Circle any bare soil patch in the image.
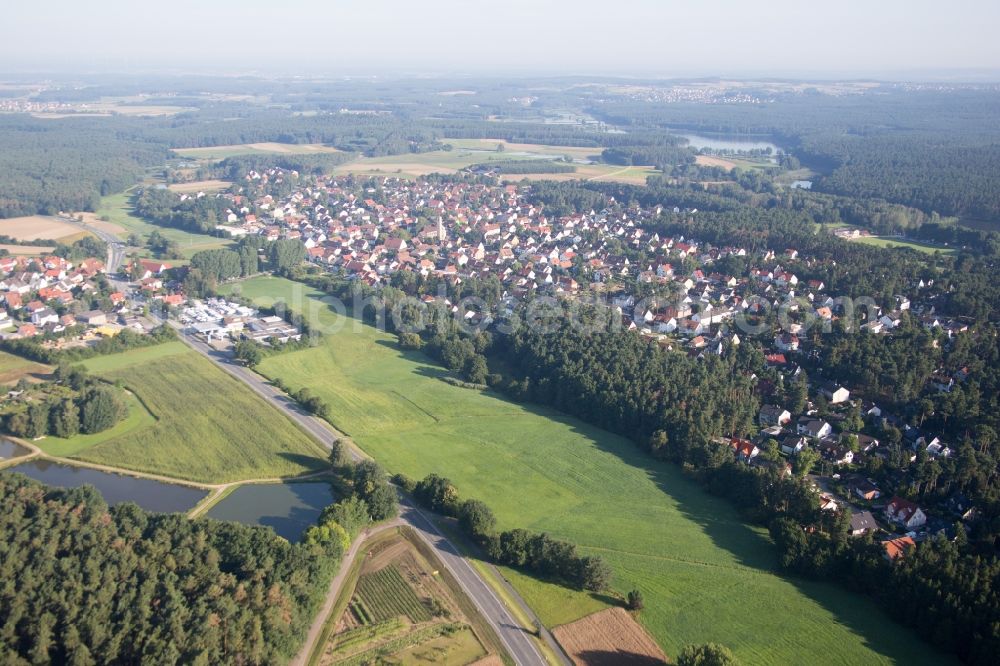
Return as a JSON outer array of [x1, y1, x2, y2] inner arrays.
[[553, 607, 668, 666]]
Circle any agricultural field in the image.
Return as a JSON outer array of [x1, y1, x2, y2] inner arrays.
[[503, 164, 659, 185], [330, 144, 660, 184], [445, 138, 603, 161], [355, 567, 433, 624], [69, 342, 327, 483], [173, 142, 342, 160], [553, 608, 667, 666], [316, 530, 495, 666], [229, 276, 955, 666], [852, 235, 957, 256], [695, 153, 778, 172], [166, 179, 232, 194], [0, 215, 88, 242], [0, 244, 56, 256]]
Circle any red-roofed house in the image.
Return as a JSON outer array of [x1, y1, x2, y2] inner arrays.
[[730, 438, 760, 462], [885, 496, 927, 530], [139, 260, 171, 277], [883, 536, 916, 562]]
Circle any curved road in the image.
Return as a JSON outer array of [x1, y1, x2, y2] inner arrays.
[[60, 213, 127, 275], [172, 329, 546, 666]]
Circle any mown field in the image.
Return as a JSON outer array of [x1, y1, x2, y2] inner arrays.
[[226, 276, 952, 665], [330, 142, 660, 184], [852, 235, 957, 256], [0, 215, 86, 241], [67, 342, 327, 483], [173, 142, 342, 160]]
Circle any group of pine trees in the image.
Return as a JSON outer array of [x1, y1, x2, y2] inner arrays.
[[0, 365, 126, 440]]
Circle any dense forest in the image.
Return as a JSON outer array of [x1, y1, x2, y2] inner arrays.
[[0, 474, 342, 664], [0, 116, 167, 217]]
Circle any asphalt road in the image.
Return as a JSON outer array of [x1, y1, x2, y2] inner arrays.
[[173, 329, 546, 665], [60, 213, 127, 276]]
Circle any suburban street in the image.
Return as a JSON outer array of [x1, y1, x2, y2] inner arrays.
[[171, 327, 547, 666]]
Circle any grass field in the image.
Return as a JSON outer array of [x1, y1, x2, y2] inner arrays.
[[384, 626, 485, 665], [69, 342, 327, 483], [330, 145, 660, 184], [36, 391, 156, 458], [173, 142, 342, 160], [225, 276, 953, 665], [853, 235, 956, 256], [85, 192, 233, 260], [0, 350, 51, 385]]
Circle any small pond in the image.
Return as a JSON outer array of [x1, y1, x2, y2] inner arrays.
[[0, 439, 30, 460], [206, 481, 335, 543], [4, 459, 207, 513]]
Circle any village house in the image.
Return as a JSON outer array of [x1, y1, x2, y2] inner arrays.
[[797, 418, 832, 439], [885, 496, 927, 530], [818, 380, 851, 404], [759, 404, 792, 426], [851, 478, 882, 501], [849, 511, 879, 536], [882, 536, 916, 562]]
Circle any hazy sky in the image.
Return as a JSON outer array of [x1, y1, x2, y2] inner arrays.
[[4, 0, 1000, 77]]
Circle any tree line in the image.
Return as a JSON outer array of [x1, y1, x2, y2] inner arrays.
[[0, 326, 177, 366], [395, 472, 612, 592]]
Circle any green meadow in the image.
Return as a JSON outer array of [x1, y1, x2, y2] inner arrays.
[[853, 235, 956, 256], [64, 342, 326, 483], [225, 276, 952, 665], [93, 191, 232, 261]]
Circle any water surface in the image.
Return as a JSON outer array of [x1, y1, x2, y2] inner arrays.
[[4, 459, 207, 513], [675, 131, 781, 154], [206, 481, 335, 542], [0, 439, 30, 460]]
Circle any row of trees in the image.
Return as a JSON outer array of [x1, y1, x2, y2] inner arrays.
[[0, 325, 177, 365], [398, 472, 611, 592]]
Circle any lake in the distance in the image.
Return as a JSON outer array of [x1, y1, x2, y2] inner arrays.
[[206, 481, 335, 543], [674, 131, 781, 154], [4, 459, 207, 513]]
